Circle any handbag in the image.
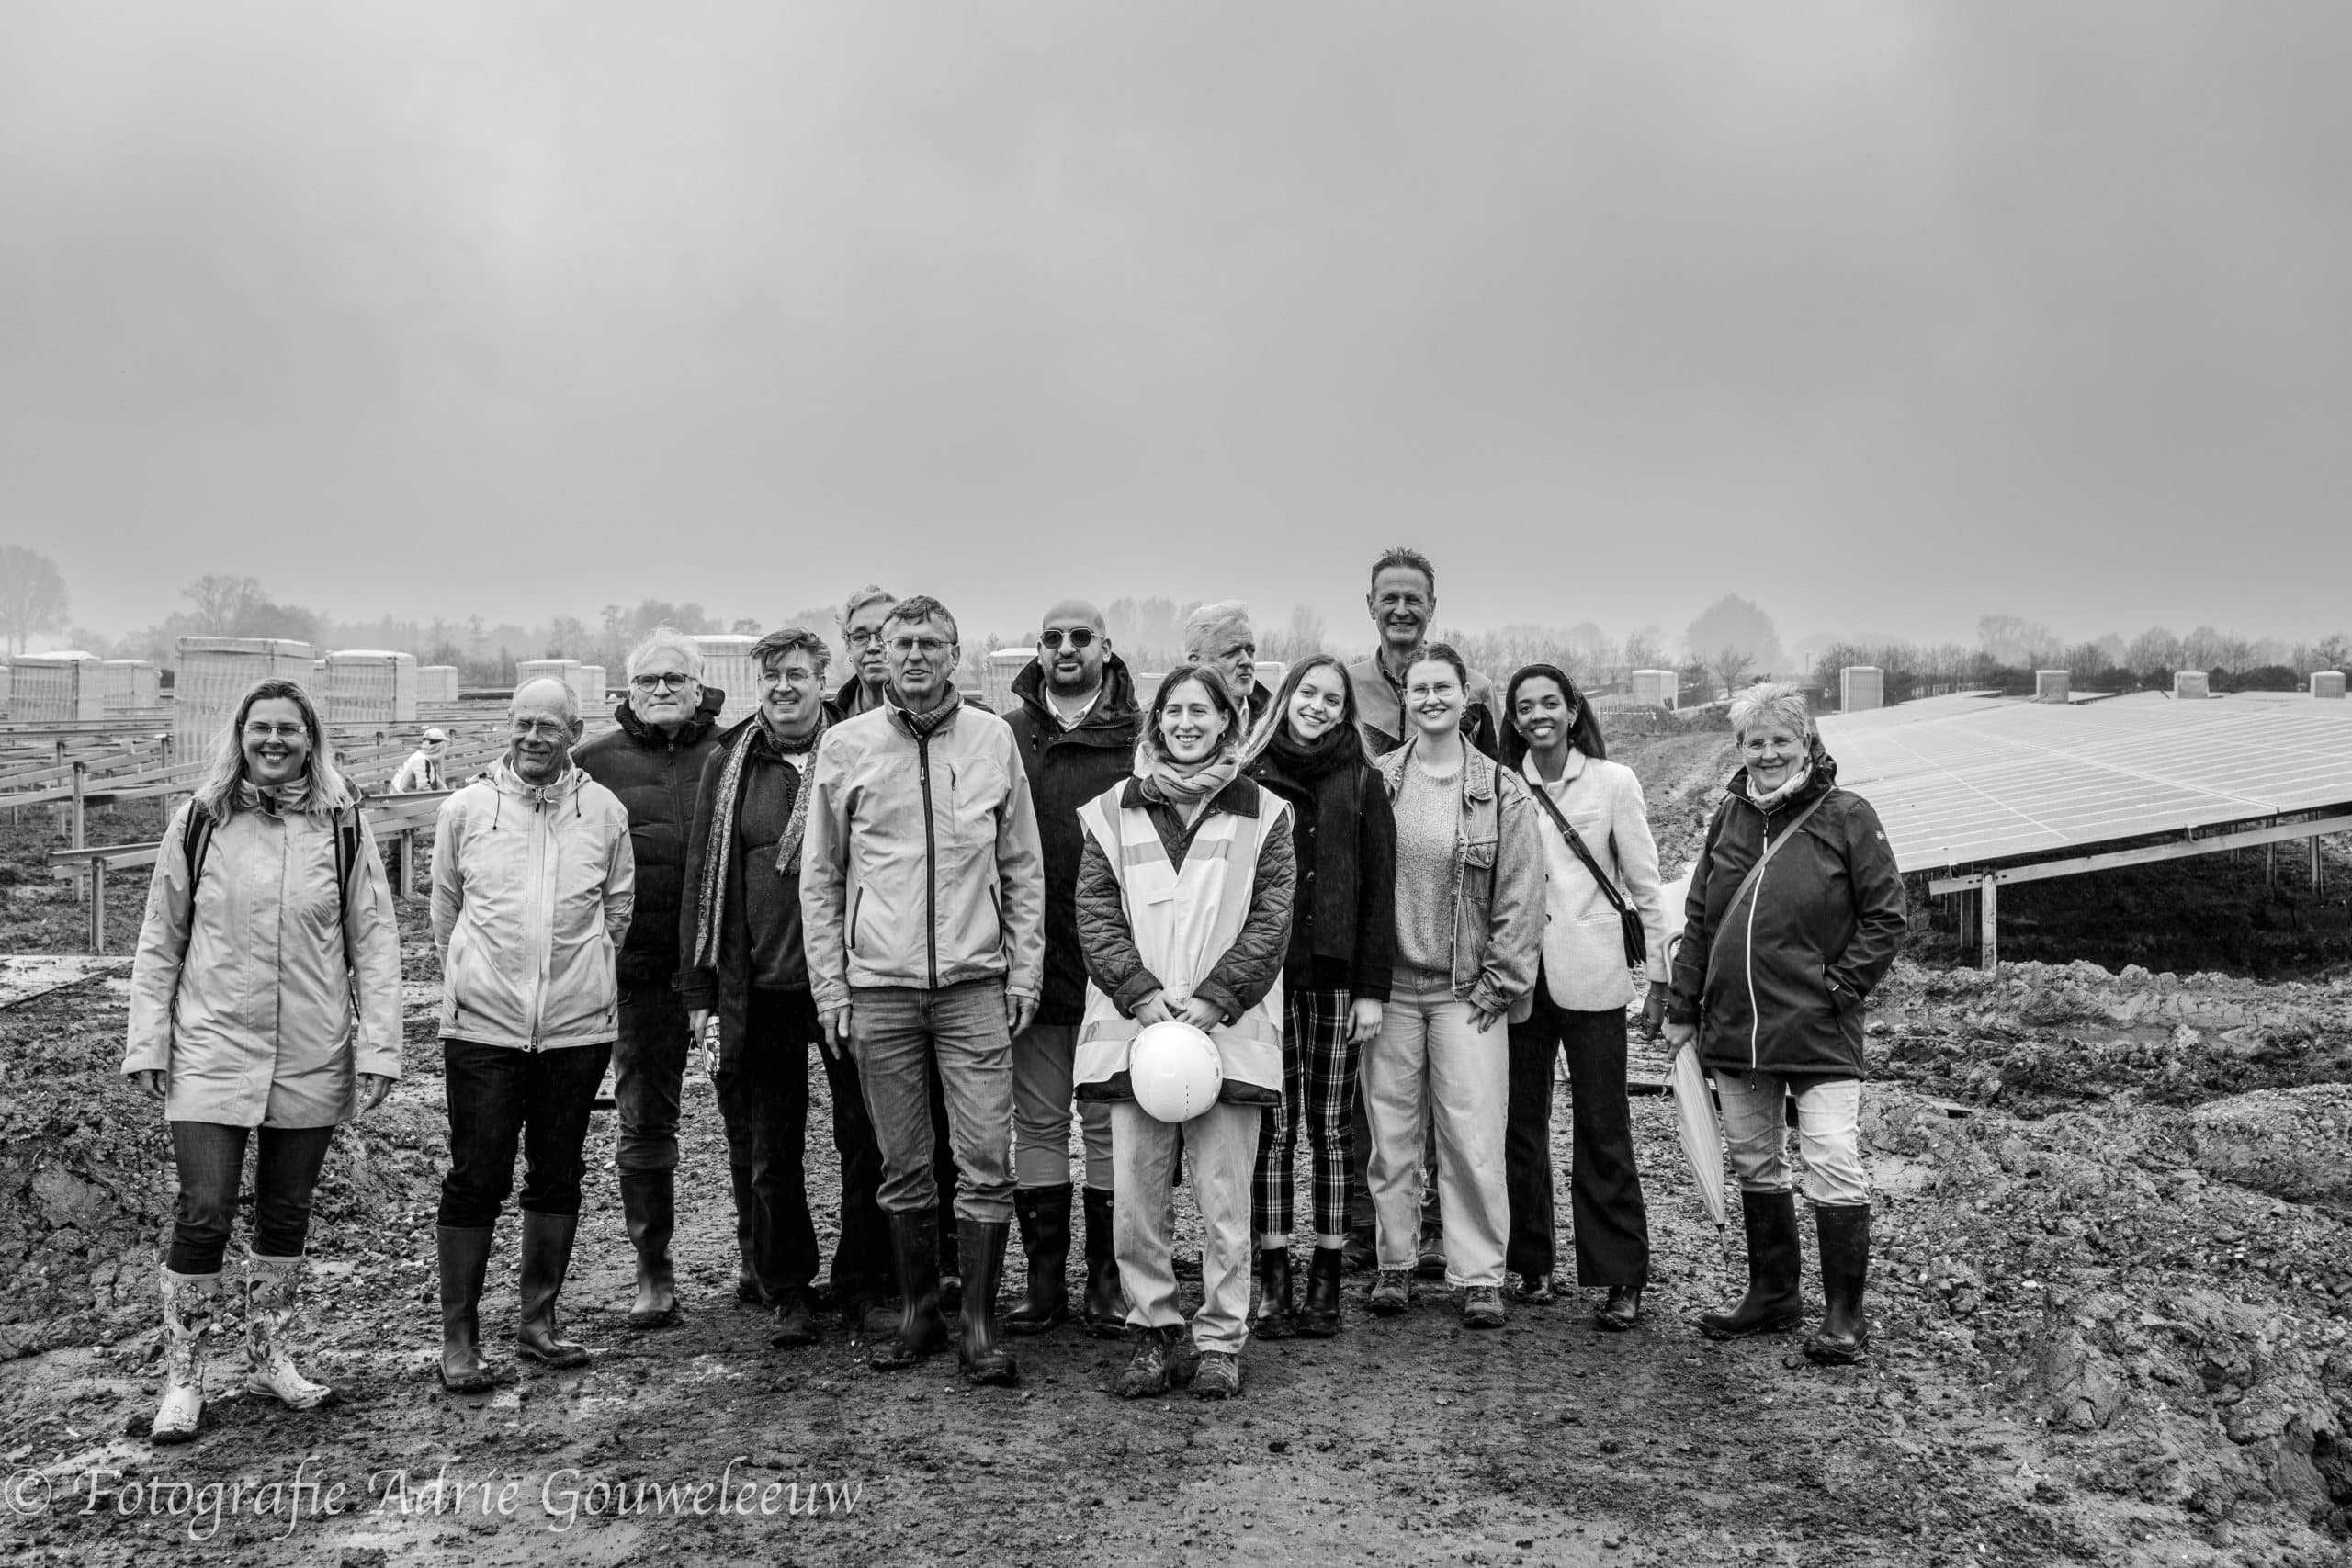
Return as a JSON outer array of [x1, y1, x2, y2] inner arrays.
[[1526, 776, 1647, 969]]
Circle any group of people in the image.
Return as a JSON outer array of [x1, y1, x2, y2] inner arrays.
[[122, 546, 1908, 1437]]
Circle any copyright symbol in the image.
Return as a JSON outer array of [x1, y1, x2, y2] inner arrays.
[[3, 1469, 51, 1516]]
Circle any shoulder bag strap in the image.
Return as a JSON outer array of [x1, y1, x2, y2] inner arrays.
[[1526, 773, 1633, 918], [1720, 791, 1832, 922]]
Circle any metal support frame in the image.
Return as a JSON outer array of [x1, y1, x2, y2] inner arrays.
[[1928, 811, 2352, 896]]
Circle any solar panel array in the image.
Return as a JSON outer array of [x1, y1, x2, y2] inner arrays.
[[1817, 692, 2352, 874]]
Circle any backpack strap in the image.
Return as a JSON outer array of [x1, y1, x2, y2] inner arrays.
[[181, 806, 217, 906]]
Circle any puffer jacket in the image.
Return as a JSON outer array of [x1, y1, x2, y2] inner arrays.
[[799, 693, 1046, 1010], [1375, 739, 1546, 1022], [125, 799, 402, 1126], [573, 687, 725, 985], [432, 761, 636, 1050], [1001, 654, 1144, 1024], [1668, 744, 1908, 1078]]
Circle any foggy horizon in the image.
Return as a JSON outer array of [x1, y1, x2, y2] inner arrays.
[[6, 1, 2346, 653]]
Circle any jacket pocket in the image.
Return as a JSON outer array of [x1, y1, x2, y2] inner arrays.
[[849, 886, 866, 956]]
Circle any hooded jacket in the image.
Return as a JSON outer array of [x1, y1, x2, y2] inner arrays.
[[125, 798, 402, 1126], [432, 761, 636, 1050], [573, 685, 725, 987], [1374, 739, 1545, 1022], [799, 693, 1046, 1010], [1346, 653, 1505, 760], [1001, 654, 1145, 1024], [1667, 743, 1907, 1078]]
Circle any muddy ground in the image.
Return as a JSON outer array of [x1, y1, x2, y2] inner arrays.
[[3, 727, 2349, 1565]]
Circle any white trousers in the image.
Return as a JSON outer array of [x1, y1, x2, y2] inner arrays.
[[1111, 1099, 1262, 1355], [1363, 979, 1509, 1287]]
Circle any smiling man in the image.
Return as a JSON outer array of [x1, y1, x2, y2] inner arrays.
[[801, 593, 1047, 1385], [431, 677, 635, 1389], [574, 626, 728, 1330], [1344, 547, 1505, 760]]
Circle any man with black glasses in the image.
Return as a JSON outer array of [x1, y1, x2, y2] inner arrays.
[[998, 601, 1139, 1336], [574, 626, 727, 1329], [830, 584, 898, 720]]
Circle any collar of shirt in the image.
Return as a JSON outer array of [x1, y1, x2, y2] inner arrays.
[[1046, 684, 1100, 730]]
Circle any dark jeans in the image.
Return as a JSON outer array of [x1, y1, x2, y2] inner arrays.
[[437, 1039, 614, 1228], [615, 984, 692, 1179], [1505, 976, 1650, 1287], [714, 987, 890, 1300], [166, 1122, 336, 1274]]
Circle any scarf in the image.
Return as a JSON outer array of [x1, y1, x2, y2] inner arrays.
[[1263, 718, 1359, 782], [1745, 761, 1814, 814], [1250, 726, 1369, 968], [1135, 740, 1242, 817], [688, 711, 826, 973]]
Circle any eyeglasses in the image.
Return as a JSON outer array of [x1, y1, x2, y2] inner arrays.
[[1039, 628, 1098, 650], [888, 637, 950, 658], [845, 627, 888, 647], [243, 723, 306, 741], [631, 673, 695, 691]]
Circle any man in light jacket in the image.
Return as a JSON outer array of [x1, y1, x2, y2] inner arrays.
[[430, 676, 635, 1392], [801, 593, 1047, 1385]]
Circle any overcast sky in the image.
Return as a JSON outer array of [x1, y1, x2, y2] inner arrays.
[[4, 0, 2344, 651]]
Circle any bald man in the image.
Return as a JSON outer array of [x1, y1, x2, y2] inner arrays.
[[431, 676, 636, 1389], [998, 599, 1143, 1336]]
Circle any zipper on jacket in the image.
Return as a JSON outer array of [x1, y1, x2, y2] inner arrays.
[[917, 730, 939, 989], [1746, 806, 1775, 1072], [528, 795, 552, 1051]]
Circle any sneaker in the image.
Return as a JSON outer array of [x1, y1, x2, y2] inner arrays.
[[1512, 1273, 1557, 1305], [1192, 1350, 1243, 1400], [1369, 1269, 1412, 1317], [1463, 1285, 1506, 1329]]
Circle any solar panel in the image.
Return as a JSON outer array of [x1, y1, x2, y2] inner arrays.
[[1818, 693, 2352, 874]]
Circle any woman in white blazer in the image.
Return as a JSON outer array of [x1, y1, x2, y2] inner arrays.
[[1498, 664, 1672, 1329]]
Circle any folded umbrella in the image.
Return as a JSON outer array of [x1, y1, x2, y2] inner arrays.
[[1668, 1040, 1729, 1234]]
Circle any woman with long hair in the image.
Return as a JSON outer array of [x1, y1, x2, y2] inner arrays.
[[125, 678, 401, 1442], [1238, 654, 1395, 1338], [1498, 664, 1671, 1328], [1074, 666, 1295, 1400], [1363, 645, 1544, 1329]]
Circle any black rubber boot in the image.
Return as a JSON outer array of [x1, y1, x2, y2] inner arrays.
[[1295, 1246, 1344, 1338], [514, 1212, 591, 1368], [436, 1225, 498, 1393], [1696, 1190, 1804, 1339], [956, 1219, 1019, 1386], [1006, 1185, 1071, 1336], [619, 1172, 680, 1330], [1253, 1247, 1295, 1339], [1804, 1204, 1871, 1365], [870, 1211, 950, 1371], [1080, 1187, 1126, 1338]]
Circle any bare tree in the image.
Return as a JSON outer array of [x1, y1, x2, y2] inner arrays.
[[0, 545, 69, 654], [182, 574, 264, 635], [1686, 596, 1784, 677], [1707, 645, 1756, 701]]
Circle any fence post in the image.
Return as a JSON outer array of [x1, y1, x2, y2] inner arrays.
[[71, 761, 86, 850], [1978, 874, 1999, 971], [400, 829, 417, 898], [89, 858, 107, 953]]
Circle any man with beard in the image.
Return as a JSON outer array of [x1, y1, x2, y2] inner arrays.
[[998, 600, 1138, 1337], [680, 628, 890, 1346], [1182, 601, 1276, 728], [573, 626, 727, 1328]]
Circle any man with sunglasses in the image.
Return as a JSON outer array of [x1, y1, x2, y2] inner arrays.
[[997, 601, 1139, 1337], [574, 626, 728, 1330], [802, 593, 1046, 1384]]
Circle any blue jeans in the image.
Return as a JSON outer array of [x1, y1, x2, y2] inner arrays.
[[848, 980, 1015, 1224], [614, 985, 692, 1179], [437, 1040, 614, 1227], [166, 1122, 335, 1274]]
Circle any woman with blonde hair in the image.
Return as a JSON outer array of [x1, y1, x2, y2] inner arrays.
[[125, 678, 401, 1441]]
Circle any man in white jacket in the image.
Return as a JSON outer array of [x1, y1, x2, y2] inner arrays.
[[429, 677, 635, 1392]]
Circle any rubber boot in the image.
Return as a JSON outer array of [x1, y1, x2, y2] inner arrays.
[[956, 1219, 1020, 1386], [870, 1210, 951, 1371], [1253, 1246, 1295, 1339], [1696, 1190, 1804, 1338], [514, 1211, 591, 1368], [1295, 1246, 1344, 1338], [242, 1250, 331, 1408], [1005, 1185, 1071, 1337], [436, 1226, 497, 1393], [620, 1171, 680, 1329], [1080, 1187, 1127, 1339], [1804, 1203, 1872, 1365], [153, 1268, 218, 1443]]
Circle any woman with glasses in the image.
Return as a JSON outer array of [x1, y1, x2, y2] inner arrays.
[[125, 678, 401, 1442]]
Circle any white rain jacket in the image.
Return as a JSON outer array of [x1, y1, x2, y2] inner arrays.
[[432, 761, 635, 1050], [125, 799, 402, 1126]]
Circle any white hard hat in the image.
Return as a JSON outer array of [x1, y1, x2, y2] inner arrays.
[[1130, 1020, 1222, 1123]]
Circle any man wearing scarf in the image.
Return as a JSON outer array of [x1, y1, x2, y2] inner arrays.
[[679, 627, 891, 1347], [801, 593, 1047, 1385]]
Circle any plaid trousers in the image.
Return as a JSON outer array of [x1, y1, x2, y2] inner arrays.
[[1250, 987, 1357, 1241]]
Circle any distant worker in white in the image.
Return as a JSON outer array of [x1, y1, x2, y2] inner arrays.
[[125, 678, 401, 1443], [1075, 665, 1296, 1401], [389, 726, 449, 793], [1665, 682, 1906, 1365], [429, 677, 636, 1391]]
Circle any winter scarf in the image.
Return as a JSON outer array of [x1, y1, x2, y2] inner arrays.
[[1745, 760, 1815, 813], [1134, 741, 1242, 819], [687, 712, 826, 973]]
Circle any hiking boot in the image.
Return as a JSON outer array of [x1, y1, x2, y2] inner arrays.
[[1369, 1269, 1413, 1317], [768, 1287, 820, 1348], [1295, 1247, 1344, 1338], [1115, 1325, 1183, 1399], [1697, 1190, 1805, 1339], [1596, 1284, 1644, 1333], [1462, 1285, 1506, 1330], [1192, 1350, 1243, 1400], [1252, 1247, 1295, 1340], [1513, 1272, 1557, 1305]]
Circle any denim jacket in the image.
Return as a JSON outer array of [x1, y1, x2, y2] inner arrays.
[[1375, 739, 1546, 1023]]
